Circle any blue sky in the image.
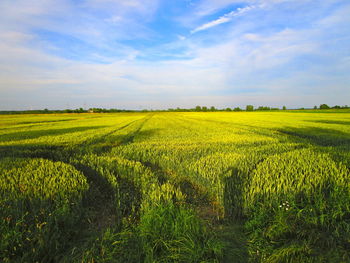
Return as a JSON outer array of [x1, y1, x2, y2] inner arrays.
[[0, 0, 349, 110]]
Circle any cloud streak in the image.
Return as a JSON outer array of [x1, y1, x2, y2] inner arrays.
[[191, 5, 257, 33]]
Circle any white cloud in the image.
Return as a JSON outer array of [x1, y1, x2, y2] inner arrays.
[[0, 0, 349, 109], [191, 5, 257, 33], [194, 0, 254, 17], [0, 0, 160, 50]]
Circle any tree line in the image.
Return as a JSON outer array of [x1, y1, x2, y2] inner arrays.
[[0, 104, 348, 114]]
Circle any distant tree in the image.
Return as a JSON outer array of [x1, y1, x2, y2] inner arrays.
[[92, 108, 102, 113], [225, 107, 232, 111], [257, 106, 271, 111], [282, 106, 287, 110], [202, 106, 208, 112], [195, 106, 201, 111], [246, 105, 254, 111], [332, 105, 341, 109], [319, 104, 330, 109], [313, 106, 317, 109], [233, 107, 242, 111], [210, 106, 216, 111]]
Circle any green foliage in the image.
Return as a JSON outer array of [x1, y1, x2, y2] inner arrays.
[[320, 104, 330, 109], [72, 227, 144, 263], [257, 106, 271, 111], [73, 204, 223, 263], [0, 158, 88, 262], [139, 204, 223, 263], [245, 149, 350, 261], [246, 105, 254, 111]]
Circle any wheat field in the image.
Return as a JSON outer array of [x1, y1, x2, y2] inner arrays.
[[1, 111, 350, 262]]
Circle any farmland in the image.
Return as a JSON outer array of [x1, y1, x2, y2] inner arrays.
[[1, 111, 350, 262]]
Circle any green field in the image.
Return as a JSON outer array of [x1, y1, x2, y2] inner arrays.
[[1, 111, 350, 262]]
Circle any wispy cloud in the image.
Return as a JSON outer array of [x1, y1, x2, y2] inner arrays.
[[193, 0, 255, 17], [191, 5, 257, 33]]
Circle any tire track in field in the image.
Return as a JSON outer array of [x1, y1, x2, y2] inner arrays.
[[182, 115, 281, 138], [118, 113, 154, 145], [52, 114, 153, 156], [122, 153, 249, 262], [81, 114, 153, 148], [83, 118, 141, 146]]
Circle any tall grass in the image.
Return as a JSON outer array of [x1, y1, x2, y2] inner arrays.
[[245, 149, 350, 262], [0, 158, 88, 262]]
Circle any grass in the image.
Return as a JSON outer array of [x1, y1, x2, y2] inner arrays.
[[0, 111, 350, 262]]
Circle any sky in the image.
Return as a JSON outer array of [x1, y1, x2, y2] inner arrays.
[[0, 0, 349, 110]]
